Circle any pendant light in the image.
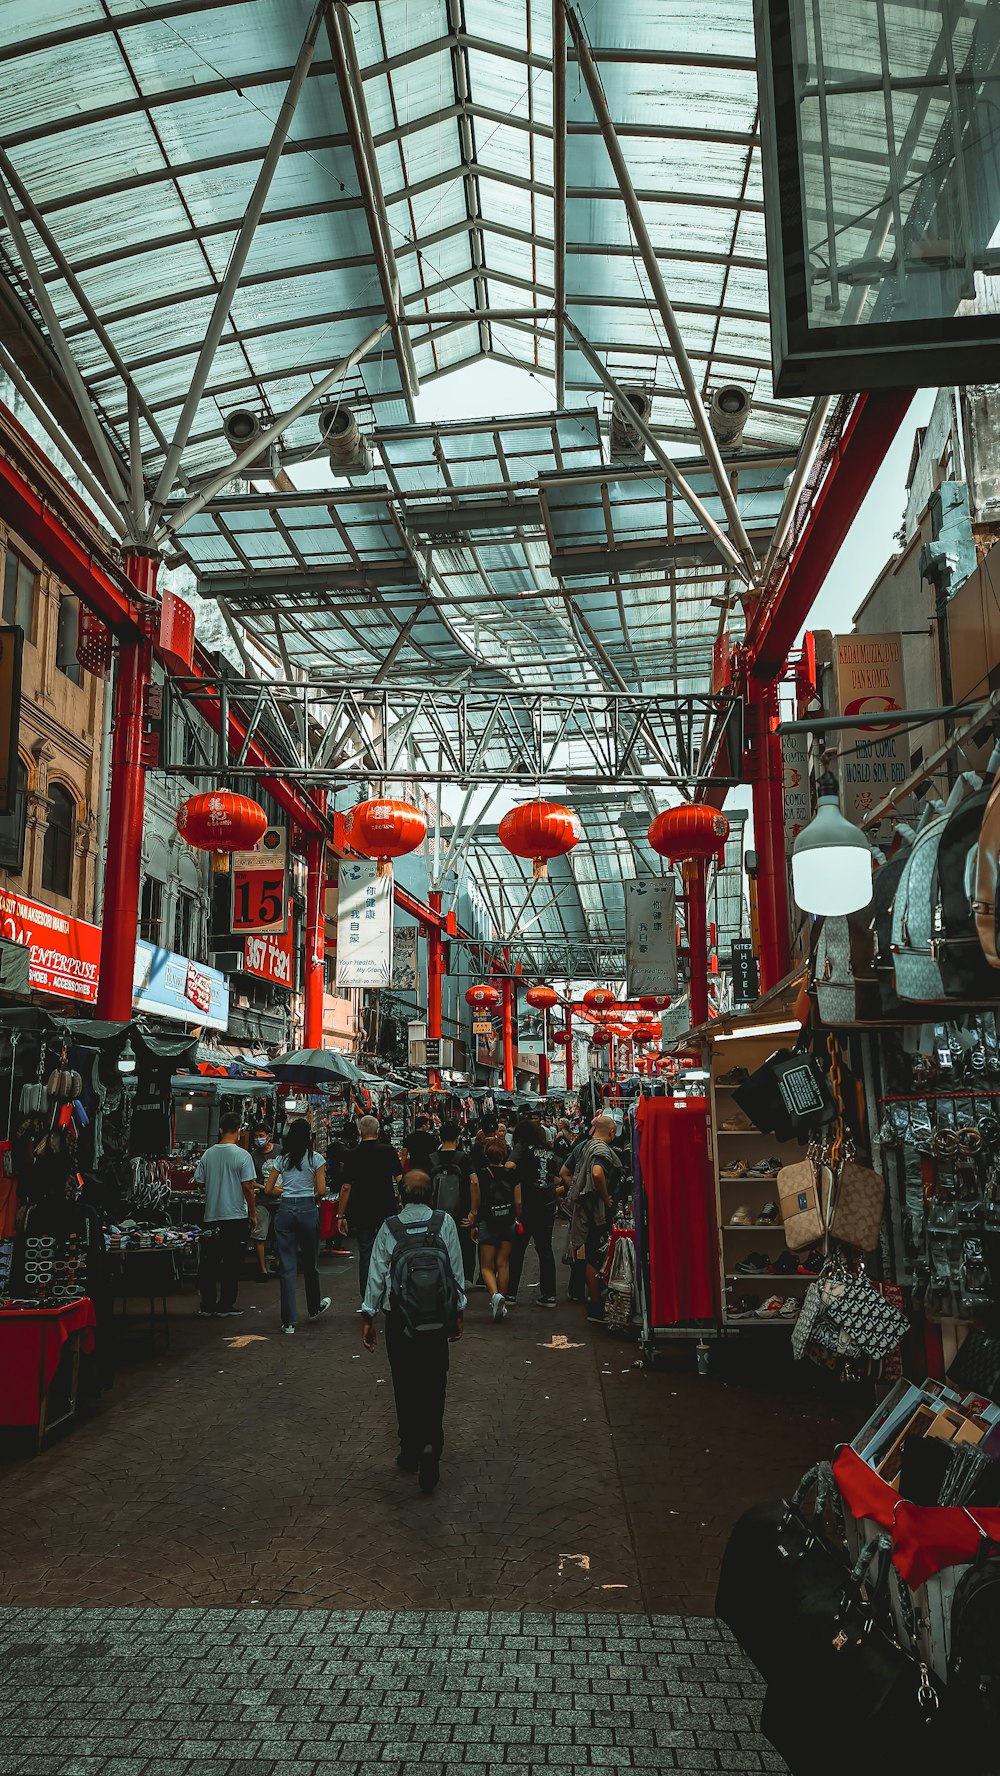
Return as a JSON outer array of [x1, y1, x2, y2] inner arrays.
[[791, 768, 873, 915]]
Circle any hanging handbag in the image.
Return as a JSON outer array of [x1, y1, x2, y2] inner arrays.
[[715, 1461, 849, 1684], [973, 758, 1000, 971], [603, 1233, 636, 1334], [828, 1151, 885, 1253], [733, 1042, 835, 1139], [778, 1146, 831, 1251], [810, 1261, 908, 1363]]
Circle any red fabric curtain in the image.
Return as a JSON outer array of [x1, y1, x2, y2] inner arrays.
[[637, 1095, 718, 1324]]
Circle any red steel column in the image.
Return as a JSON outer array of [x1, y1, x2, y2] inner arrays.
[[427, 889, 444, 1090], [95, 552, 155, 1022], [684, 859, 709, 1029], [564, 1003, 574, 1092], [539, 1015, 549, 1098], [748, 677, 791, 993], [500, 975, 515, 1091], [303, 832, 326, 1049]]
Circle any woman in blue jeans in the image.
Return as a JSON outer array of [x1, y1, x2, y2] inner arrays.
[[263, 1118, 331, 1334]]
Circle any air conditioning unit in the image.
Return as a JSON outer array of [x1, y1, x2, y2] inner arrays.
[[212, 948, 244, 975], [318, 404, 372, 477], [609, 385, 651, 462], [709, 384, 751, 448]]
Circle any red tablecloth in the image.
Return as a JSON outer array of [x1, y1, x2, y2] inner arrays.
[[834, 1444, 1000, 1586], [0, 1299, 97, 1427]]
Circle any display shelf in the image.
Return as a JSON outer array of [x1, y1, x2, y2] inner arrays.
[[725, 1270, 812, 1283]]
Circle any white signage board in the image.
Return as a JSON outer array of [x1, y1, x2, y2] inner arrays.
[[781, 731, 811, 852], [625, 877, 677, 997], [335, 859, 393, 988], [834, 633, 909, 827]]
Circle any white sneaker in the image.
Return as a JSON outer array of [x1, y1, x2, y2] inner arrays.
[[490, 1292, 506, 1321], [282, 1325, 296, 1335], [310, 1297, 332, 1319], [755, 1294, 784, 1318], [780, 1296, 800, 1319]]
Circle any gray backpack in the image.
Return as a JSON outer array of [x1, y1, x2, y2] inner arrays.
[[891, 775, 980, 1002]]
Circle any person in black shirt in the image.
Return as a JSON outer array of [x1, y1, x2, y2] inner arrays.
[[335, 1115, 402, 1304], [430, 1119, 479, 1287], [402, 1115, 437, 1174], [506, 1117, 559, 1308]]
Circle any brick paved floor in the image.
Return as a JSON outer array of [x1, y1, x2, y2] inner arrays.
[[0, 1244, 860, 1773]]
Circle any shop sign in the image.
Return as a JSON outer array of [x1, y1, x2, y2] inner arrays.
[[660, 1000, 690, 1048], [833, 633, 909, 826], [133, 940, 229, 1031], [730, 937, 760, 1006], [624, 878, 677, 997], [0, 625, 23, 816], [781, 730, 811, 850], [231, 826, 287, 934], [242, 924, 294, 989], [391, 925, 418, 991], [0, 888, 100, 1002], [335, 859, 393, 988], [472, 1019, 494, 1036]]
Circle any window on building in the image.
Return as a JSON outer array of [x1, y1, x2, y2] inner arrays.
[[56, 595, 81, 685], [324, 954, 337, 994], [1, 548, 36, 640], [139, 875, 164, 944], [41, 782, 75, 898], [0, 758, 28, 874], [173, 890, 196, 957]]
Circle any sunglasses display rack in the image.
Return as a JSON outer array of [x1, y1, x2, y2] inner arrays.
[[7, 1233, 88, 1309]]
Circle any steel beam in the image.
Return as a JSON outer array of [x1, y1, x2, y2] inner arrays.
[[146, 0, 329, 526], [553, 0, 568, 408]]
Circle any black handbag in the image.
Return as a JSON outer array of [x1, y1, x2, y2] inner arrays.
[[715, 1462, 848, 1683], [733, 1043, 835, 1139], [760, 1536, 942, 1776]]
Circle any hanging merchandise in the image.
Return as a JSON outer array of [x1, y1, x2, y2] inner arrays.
[[176, 791, 268, 852], [828, 1149, 886, 1253], [813, 909, 880, 1025], [345, 798, 427, 876], [891, 773, 986, 1003], [498, 799, 581, 879], [973, 755, 1000, 968], [733, 1043, 835, 1139]]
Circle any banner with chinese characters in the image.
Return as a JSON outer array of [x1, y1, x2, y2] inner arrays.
[[231, 826, 287, 934], [335, 859, 393, 988], [624, 878, 677, 997], [391, 925, 418, 991], [833, 633, 908, 827], [781, 731, 811, 851]]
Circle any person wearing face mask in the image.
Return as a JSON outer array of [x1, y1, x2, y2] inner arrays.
[[251, 1122, 277, 1280]]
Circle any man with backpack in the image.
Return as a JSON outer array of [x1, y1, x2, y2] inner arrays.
[[430, 1119, 479, 1287], [360, 1169, 466, 1494]]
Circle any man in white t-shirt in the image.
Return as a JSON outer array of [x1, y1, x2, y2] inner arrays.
[[195, 1111, 257, 1318]]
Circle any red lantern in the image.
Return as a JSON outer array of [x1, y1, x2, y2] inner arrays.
[[582, 987, 616, 1012], [498, 799, 581, 879], [465, 982, 502, 1013], [647, 804, 730, 863], [176, 791, 268, 852], [346, 798, 426, 874], [634, 1021, 663, 1044], [637, 993, 672, 1012], [525, 983, 558, 1011], [588, 1027, 610, 1047]]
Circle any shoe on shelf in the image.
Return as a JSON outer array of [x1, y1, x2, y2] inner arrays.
[[717, 1067, 749, 1087], [798, 1249, 823, 1275], [771, 1251, 800, 1276], [310, 1297, 332, 1319], [735, 1252, 772, 1275], [729, 1294, 759, 1319], [490, 1292, 507, 1321], [282, 1325, 296, 1335], [722, 1159, 749, 1177], [780, 1297, 800, 1319], [198, 1308, 217, 1319], [216, 1308, 244, 1318], [537, 1297, 557, 1308], [728, 1203, 754, 1226], [418, 1448, 440, 1494], [720, 1117, 754, 1133], [755, 1294, 785, 1318], [767, 1156, 785, 1174], [755, 1201, 780, 1224]]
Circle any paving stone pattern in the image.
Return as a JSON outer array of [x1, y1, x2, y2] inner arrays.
[[0, 1607, 792, 1775]]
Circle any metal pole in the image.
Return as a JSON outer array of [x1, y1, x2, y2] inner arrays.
[[303, 830, 326, 1049], [749, 679, 791, 992], [427, 888, 444, 1091], [777, 700, 984, 736], [563, 3, 758, 574], [501, 975, 516, 1092], [156, 320, 391, 540], [562, 317, 751, 583], [758, 396, 835, 586], [684, 859, 709, 1029], [95, 553, 155, 1021], [564, 1002, 574, 1093], [0, 342, 129, 536], [146, 0, 329, 524], [552, 0, 567, 407]]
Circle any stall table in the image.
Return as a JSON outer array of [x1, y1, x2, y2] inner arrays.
[[0, 1298, 96, 1450]]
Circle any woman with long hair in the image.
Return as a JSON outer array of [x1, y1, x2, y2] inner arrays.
[[506, 1117, 559, 1308], [471, 1135, 520, 1322], [263, 1117, 330, 1334]]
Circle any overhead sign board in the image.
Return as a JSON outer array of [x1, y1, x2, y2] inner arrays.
[[133, 940, 229, 1031], [231, 826, 287, 934], [730, 937, 760, 1006], [781, 731, 811, 851], [242, 923, 294, 990], [625, 878, 678, 996], [833, 633, 908, 828], [335, 859, 393, 988], [0, 888, 101, 1002]]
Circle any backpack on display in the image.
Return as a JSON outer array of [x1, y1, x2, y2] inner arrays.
[[387, 1211, 459, 1336], [891, 776, 980, 1002], [813, 912, 879, 1026], [947, 1532, 1000, 1734], [431, 1156, 464, 1219], [937, 745, 1000, 998], [974, 757, 1000, 972]]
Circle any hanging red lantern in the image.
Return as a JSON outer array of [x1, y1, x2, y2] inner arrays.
[[551, 1028, 573, 1047], [465, 982, 502, 1013], [582, 986, 617, 1012], [647, 804, 730, 863], [498, 799, 581, 879], [637, 993, 672, 1012], [346, 798, 427, 873], [525, 983, 558, 1011], [588, 1027, 610, 1046], [176, 791, 268, 852], [634, 1022, 663, 1044]]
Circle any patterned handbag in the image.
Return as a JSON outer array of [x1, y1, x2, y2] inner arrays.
[[828, 1153, 886, 1253], [778, 1148, 831, 1251], [813, 1262, 908, 1362]]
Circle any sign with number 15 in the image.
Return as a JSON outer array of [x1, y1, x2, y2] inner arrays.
[[231, 826, 288, 934]]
